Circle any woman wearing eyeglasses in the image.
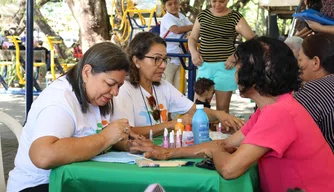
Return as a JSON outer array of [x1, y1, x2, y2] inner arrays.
[[112, 32, 244, 137]]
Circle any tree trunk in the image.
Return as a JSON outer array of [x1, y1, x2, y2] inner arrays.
[[34, 8, 70, 60], [66, 0, 111, 52], [231, 0, 251, 12], [5, 0, 70, 59], [180, 0, 206, 22], [10, 0, 27, 35]]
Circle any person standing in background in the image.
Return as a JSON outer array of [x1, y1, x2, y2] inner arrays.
[[160, 0, 193, 90], [188, 0, 255, 113]]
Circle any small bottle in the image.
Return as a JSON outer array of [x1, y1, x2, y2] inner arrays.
[[176, 129, 182, 148], [169, 130, 175, 148], [182, 125, 194, 147], [178, 129, 182, 144], [163, 128, 169, 148], [149, 129, 153, 142], [216, 122, 222, 132], [174, 118, 184, 133]]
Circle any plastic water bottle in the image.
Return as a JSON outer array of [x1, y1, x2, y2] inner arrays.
[[192, 104, 210, 144]]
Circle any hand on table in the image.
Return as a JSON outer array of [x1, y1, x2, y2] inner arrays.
[[130, 139, 170, 160], [194, 141, 236, 158]]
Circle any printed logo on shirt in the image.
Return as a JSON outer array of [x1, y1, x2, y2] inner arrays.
[[97, 119, 112, 154], [96, 119, 109, 133], [140, 104, 168, 124]]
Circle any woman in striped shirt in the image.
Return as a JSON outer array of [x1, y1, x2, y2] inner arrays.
[[294, 33, 334, 152], [188, 0, 255, 113]]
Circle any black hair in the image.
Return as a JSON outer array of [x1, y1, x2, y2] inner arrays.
[[161, 0, 168, 4], [66, 42, 130, 116], [306, 0, 322, 11], [236, 36, 302, 96], [127, 32, 166, 87], [302, 33, 334, 74], [287, 188, 304, 192], [194, 77, 215, 95]]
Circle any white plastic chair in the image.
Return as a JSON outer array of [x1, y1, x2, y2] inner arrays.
[[0, 111, 22, 192]]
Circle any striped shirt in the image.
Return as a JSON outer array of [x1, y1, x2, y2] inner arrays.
[[294, 75, 334, 152], [321, 0, 334, 19], [198, 9, 243, 62]]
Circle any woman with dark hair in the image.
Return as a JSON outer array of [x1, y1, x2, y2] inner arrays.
[[294, 33, 334, 151], [7, 42, 133, 192], [130, 36, 334, 191], [112, 32, 244, 137]]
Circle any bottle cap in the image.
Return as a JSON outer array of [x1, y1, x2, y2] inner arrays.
[[177, 118, 182, 123], [196, 104, 204, 109], [164, 128, 168, 136], [185, 124, 191, 131]]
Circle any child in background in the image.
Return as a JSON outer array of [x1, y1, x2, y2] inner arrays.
[[160, 0, 193, 89], [194, 77, 215, 108]]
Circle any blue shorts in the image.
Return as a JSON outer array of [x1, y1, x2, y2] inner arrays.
[[197, 61, 237, 92]]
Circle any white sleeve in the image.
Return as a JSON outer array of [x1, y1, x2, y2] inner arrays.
[[186, 17, 193, 25], [161, 14, 177, 32], [112, 86, 136, 127], [32, 105, 75, 141], [165, 82, 193, 114]]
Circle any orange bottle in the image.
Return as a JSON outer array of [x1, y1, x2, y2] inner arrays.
[[174, 118, 184, 133]]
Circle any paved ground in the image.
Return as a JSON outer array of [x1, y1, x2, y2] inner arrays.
[[0, 92, 255, 183]]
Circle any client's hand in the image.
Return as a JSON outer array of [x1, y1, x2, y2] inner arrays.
[[194, 141, 225, 158], [130, 139, 171, 160], [194, 141, 236, 158]]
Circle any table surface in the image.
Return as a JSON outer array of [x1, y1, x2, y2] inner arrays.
[[50, 159, 259, 192], [50, 137, 259, 192]]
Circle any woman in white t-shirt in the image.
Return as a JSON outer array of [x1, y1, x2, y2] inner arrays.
[[112, 32, 244, 137], [7, 42, 133, 192]]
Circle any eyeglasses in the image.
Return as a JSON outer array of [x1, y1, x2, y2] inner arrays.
[[144, 56, 171, 66], [146, 95, 161, 121]]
